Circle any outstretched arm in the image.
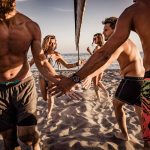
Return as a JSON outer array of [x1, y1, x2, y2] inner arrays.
[[49, 6, 133, 95], [82, 45, 124, 89], [87, 47, 93, 55], [55, 53, 83, 68], [71, 7, 133, 81], [87, 45, 124, 78], [28, 21, 57, 83]]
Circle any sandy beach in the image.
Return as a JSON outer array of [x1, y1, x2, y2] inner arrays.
[[0, 69, 143, 150]]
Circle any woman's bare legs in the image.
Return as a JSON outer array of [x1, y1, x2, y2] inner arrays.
[[98, 81, 109, 98], [47, 95, 54, 119], [47, 82, 55, 119], [98, 73, 109, 98], [39, 76, 54, 119], [92, 76, 101, 101], [39, 76, 47, 101]]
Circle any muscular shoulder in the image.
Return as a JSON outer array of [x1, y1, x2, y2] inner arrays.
[[16, 12, 41, 39], [26, 21, 41, 40], [124, 3, 137, 13], [119, 4, 136, 22]]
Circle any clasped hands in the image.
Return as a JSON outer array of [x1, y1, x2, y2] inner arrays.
[[47, 74, 93, 100]]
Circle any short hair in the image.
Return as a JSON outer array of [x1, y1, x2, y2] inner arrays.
[[102, 17, 118, 29], [42, 35, 56, 53], [0, 0, 15, 14], [94, 33, 103, 37]]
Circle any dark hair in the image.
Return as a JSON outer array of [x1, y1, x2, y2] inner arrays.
[[92, 33, 104, 46], [94, 33, 102, 37], [102, 17, 118, 29], [0, 0, 15, 14]]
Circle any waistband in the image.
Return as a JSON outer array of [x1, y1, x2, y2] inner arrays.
[[0, 76, 34, 88], [0, 80, 20, 86], [144, 71, 150, 78], [124, 76, 144, 80]]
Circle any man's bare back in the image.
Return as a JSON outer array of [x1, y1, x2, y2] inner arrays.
[[0, 12, 40, 82], [115, 1, 150, 71], [117, 39, 144, 77]]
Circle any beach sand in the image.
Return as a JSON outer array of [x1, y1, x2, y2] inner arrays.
[[0, 69, 143, 150]]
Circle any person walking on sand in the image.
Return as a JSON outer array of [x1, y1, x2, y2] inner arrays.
[[84, 17, 144, 140], [30, 35, 85, 119], [0, 0, 80, 149], [0, 0, 54, 148], [86, 33, 109, 101], [50, 0, 150, 149], [102, 17, 144, 141]]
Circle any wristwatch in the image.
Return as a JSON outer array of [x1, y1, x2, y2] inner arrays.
[[70, 73, 81, 83]]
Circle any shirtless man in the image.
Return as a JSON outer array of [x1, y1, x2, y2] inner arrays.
[[86, 33, 109, 100], [85, 17, 144, 140], [0, 0, 58, 149], [50, 0, 150, 149]]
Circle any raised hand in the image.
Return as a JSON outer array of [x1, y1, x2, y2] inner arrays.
[[78, 59, 86, 66], [65, 90, 83, 100], [82, 75, 92, 89], [48, 75, 75, 97], [87, 47, 92, 55]]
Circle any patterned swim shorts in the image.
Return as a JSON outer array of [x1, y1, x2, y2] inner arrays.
[[141, 71, 150, 141]]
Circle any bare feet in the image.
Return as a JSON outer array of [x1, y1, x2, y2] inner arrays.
[[47, 113, 52, 120], [114, 132, 129, 141]]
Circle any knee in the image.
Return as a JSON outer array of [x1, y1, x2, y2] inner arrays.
[[113, 99, 123, 110], [18, 131, 39, 146], [94, 85, 99, 91]]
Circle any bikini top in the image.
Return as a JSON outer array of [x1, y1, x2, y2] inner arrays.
[[46, 54, 61, 69]]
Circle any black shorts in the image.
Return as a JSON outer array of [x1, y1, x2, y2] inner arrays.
[[115, 76, 144, 107], [0, 76, 37, 132]]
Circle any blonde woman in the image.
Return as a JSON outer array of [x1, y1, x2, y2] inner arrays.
[[30, 35, 84, 118], [86, 33, 109, 100]]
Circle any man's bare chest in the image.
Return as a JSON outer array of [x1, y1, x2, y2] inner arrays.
[[0, 24, 32, 55]]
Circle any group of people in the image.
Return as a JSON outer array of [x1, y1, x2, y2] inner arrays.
[[30, 35, 85, 119], [84, 16, 144, 141], [0, 0, 150, 150]]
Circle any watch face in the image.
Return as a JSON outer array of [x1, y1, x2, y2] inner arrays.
[[71, 74, 81, 83]]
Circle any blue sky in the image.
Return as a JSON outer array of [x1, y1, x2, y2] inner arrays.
[[16, 0, 142, 54]]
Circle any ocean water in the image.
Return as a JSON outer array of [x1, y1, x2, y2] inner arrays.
[[61, 53, 119, 70], [29, 52, 143, 71]]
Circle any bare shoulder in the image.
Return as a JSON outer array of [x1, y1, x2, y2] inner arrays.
[[119, 38, 133, 49], [119, 4, 136, 20], [114, 4, 136, 35], [54, 51, 62, 60], [54, 51, 60, 56], [16, 12, 41, 38]]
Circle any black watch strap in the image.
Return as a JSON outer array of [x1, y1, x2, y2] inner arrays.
[[70, 73, 81, 83]]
